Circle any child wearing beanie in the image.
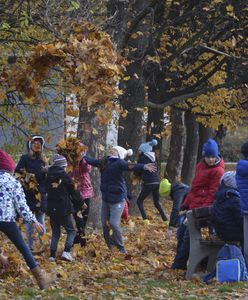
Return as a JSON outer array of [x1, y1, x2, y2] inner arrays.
[[236, 140, 248, 212], [135, 139, 167, 224], [172, 138, 224, 270], [45, 154, 82, 262], [84, 145, 156, 253], [212, 171, 243, 242]]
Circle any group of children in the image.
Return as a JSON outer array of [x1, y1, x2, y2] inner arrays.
[[1, 135, 247, 289]]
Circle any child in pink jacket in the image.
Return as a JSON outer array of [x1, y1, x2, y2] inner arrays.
[[70, 156, 93, 246]]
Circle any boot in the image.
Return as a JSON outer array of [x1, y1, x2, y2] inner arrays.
[[31, 266, 56, 290]]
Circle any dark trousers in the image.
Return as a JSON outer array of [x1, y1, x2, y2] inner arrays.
[[0, 221, 37, 269], [137, 184, 167, 221], [50, 214, 76, 255], [172, 223, 190, 269]]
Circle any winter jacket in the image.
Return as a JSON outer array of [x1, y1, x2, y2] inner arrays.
[[0, 171, 36, 223], [236, 159, 248, 212], [212, 183, 243, 241], [84, 156, 145, 204], [182, 157, 224, 210], [15, 153, 47, 212], [69, 158, 93, 200], [45, 166, 83, 220], [134, 152, 159, 185], [169, 183, 190, 227]]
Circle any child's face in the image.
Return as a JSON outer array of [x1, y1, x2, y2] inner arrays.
[[31, 140, 42, 152], [204, 156, 218, 166], [109, 148, 119, 157]]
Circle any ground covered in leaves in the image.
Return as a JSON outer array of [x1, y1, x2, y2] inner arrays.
[[0, 200, 248, 300]]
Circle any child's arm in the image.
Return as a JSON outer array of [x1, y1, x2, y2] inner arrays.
[[83, 156, 100, 168]]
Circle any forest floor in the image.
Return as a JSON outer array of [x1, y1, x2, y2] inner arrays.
[[0, 200, 248, 300]]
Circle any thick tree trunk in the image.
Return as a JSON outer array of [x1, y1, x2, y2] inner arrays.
[[165, 108, 185, 183], [77, 105, 107, 228], [181, 111, 199, 185]]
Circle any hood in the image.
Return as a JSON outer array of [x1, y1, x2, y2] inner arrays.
[[215, 182, 240, 204], [236, 159, 248, 177], [27, 135, 45, 152], [144, 152, 156, 162]]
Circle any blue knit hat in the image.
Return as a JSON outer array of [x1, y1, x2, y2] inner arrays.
[[139, 139, 158, 153], [202, 138, 219, 157]]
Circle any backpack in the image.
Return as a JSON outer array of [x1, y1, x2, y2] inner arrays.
[[203, 244, 248, 283]]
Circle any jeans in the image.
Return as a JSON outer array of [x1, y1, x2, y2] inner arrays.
[[137, 184, 167, 221], [172, 223, 190, 269], [50, 214, 76, 255], [0, 222, 37, 269], [101, 200, 125, 250], [25, 211, 45, 250]]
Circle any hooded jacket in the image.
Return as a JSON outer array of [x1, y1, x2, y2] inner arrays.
[[236, 159, 248, 212], [45, 166, 83, 219], [212, 183, 243, 240], [182, 157, 224, 210], [134, 152, 159, 185]]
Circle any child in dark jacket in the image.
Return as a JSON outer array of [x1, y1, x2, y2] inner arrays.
[[46, 155, 80, 262], [212, 171, 243, 242], [84, 145, 156, 253], [135, 139, 167, 223], [160, 178, 190, 228], [15, 135, 47, 250]]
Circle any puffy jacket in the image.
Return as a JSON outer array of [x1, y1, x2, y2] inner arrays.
[[212, 183, 243, 240], [134, 152, 159, 185], [182, 157, 224, 210], [236, 159, 248, 212], [69, 158, 93, 200], [45, 166, 82, 219], [84, 156, 145, 204], [15, 154, 47, 212]]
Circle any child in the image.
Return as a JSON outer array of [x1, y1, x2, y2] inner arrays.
[[15, 135, 47, 251], [84, 145, 156, 253], [172, 138, 224, 270], [69, 145, 93, 247], [45, 155, 79, 262], [159, 178, 189, 229], [135, 139, 167, 223], [236, 141, 248, 213], [212, 171, 243, 242], [0, 149, 55, 289]]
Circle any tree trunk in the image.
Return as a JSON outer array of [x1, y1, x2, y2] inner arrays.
[[181, 111, 199, 185], [165, 108, 185, 183], [197, 124, 214, 162], [77, 105, 107, 228]]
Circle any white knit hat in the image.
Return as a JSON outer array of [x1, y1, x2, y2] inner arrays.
[[221, 171, 237, 189], [113, 146, 133, 160]]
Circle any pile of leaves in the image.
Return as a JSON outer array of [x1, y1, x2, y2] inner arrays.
[[14, 171, 40, 201], [56, 137, 87, 169]]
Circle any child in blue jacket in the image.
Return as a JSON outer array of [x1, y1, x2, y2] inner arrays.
[[84, 145, 156, 253]]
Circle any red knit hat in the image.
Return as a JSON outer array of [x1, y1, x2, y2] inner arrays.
[[0, 149, 16, 172]]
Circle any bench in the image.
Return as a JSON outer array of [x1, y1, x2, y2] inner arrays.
[[186, 207, 246, 279]]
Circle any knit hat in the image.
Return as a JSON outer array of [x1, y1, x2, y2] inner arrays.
[[139, 139, 158, 153], [112, 146, 133, 160], [27, 135, 45, 152], [0, 149, 16, 172], [53, 154, 68, 168], [221, 171, 237, 189], [202, 138, 219, 157], [241, 141, 248, 158]]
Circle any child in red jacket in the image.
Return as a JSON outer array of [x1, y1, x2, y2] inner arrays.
[[172, 139, 224, 270]]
